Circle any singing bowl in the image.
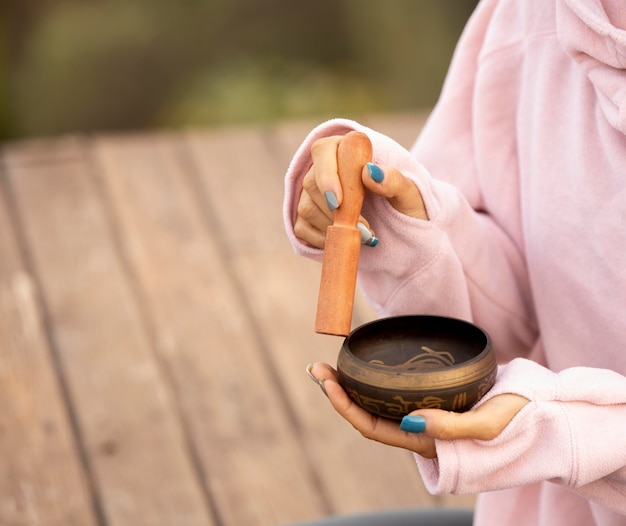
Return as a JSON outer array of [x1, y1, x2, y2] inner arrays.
[[337, 316, 497, 420]]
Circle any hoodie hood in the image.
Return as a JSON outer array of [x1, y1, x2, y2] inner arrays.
[[557, 0, 626, 134]]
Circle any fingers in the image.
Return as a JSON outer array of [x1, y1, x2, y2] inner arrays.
[[293, 134, 428, 248], [293, 217, 326, 249], [295, 164, 377, 249], [362, 162, 428, 220], [307, 363, 437, 458], [406, 394, 530, 442], [310, 136, 344, 208], [308, 362, 340, 385], [302, 165, 334, 224], [309, 136, 427, 221], [294, 172, 332, 248]]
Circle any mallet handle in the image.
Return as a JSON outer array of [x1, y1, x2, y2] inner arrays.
[[315, 131, 372, 336]]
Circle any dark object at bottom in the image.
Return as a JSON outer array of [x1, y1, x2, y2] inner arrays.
[[282, 507, 474, 526]]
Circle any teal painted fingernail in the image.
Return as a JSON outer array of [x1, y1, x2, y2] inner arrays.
[[367, 162, 384, 183], [324, 191, 339, 211], [356, 222, 379, 247], [400, 415, 426, 433]]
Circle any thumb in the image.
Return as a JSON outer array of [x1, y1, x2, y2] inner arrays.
[[406, 394, 530, 442], [362, 162, 428, 220]]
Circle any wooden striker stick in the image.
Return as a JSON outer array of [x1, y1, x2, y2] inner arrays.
[[315, 131, 372, 336]]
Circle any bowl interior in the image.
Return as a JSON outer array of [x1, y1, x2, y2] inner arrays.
[[346, 316, 488, 372]]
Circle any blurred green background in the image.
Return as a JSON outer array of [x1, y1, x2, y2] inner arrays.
[[1, 0, 477, 141]]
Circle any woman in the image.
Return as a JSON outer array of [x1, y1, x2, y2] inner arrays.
[[282, 0, 626, 524]]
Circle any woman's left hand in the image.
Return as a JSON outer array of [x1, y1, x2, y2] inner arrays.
[[307, 362, 529, 459]]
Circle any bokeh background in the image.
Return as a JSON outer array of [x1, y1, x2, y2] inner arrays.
[[2, 0, 478, 141]]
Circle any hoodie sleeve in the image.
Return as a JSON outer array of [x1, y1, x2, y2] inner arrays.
[[415, 358, 626, 515]]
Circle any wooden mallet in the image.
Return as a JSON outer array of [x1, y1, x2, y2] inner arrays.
[[315, 131, 373, 336]]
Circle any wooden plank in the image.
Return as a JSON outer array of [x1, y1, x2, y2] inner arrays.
[[91, 133, 328, 526], [0, 150, 99, 526], [183, 123, 472, 518], [3, 139, 215, 526]]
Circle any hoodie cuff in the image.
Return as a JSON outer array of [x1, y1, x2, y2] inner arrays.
[[415, 358, 626, 496], [282, 118, 448, 280]]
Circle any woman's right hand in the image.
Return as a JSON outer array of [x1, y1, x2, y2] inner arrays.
[[293, 134, 429, 249]]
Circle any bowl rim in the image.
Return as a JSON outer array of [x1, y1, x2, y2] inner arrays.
[[338, 315, 495, 390]]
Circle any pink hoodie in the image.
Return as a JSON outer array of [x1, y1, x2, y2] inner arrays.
[[283, 0, 626, 524]]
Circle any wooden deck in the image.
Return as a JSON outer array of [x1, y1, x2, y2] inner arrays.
[[0, 114, 474, 526]]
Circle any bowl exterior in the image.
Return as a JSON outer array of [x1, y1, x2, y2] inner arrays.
[[338, 358, 497, 419]]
